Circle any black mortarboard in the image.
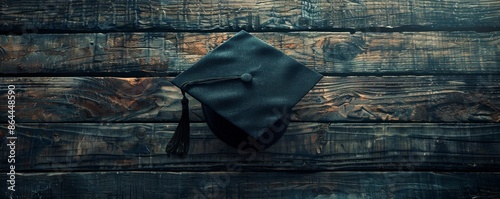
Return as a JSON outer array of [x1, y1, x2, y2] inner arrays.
[[167, 30, 322, 156]]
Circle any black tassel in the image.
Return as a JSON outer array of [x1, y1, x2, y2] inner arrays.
[[166, 92, 190, 157], [166, 76, 241, 157]]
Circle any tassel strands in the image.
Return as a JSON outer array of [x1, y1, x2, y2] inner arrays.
[[166, 75, 241, 157], [166, 91, 190, 157]]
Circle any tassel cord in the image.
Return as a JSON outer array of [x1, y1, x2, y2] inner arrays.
[[166, 91, 190, 156], [166, 76, 241, 157]]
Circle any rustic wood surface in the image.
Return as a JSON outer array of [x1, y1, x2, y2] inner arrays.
[[0, 76, 498, 123], [7, 171, 500, 199], [1, 0, 499, 197], [1, 123, 499, 172], [0, 0, 498, 33], [1, 31, 499, 75]]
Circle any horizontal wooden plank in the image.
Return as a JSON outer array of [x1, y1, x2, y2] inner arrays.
[[1, 31, 499, 74], [7, 171, 500, 198], [1, 123, 499, 171], [0, 76, 498, 123], [0, 0, 498, 32]]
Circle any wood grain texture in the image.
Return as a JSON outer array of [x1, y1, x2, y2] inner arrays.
[[1, 1, 498, 197], [1, 31, 499, 74], [1, 123, 499, 171], [0, 0, 498, 32], [0, 76, 498, 123], [7, 171, 500, 198]]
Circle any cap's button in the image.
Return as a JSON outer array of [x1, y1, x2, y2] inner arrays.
[[240, 73, 252, 82]]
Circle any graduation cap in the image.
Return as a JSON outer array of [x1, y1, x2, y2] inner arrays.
[[167, 30, 322, 156]]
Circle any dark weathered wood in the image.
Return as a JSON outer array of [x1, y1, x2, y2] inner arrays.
[[8, 171, 500, 198], [0, 0, 498, 32], [1, 31, 499, 74], [1, 1, 497, 198], [0, 76, 498, 123], [1, 123, 499, 171]]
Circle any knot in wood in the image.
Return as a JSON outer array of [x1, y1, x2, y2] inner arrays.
[[135, 127, 147, 139], [296, 17, 310, 28], [325, 37, 366, 62], [52, 133, 60, 143], [328, 43, 362, 61]]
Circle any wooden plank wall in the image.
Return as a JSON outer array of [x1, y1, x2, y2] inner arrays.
[[0, 0, 499, 198]]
